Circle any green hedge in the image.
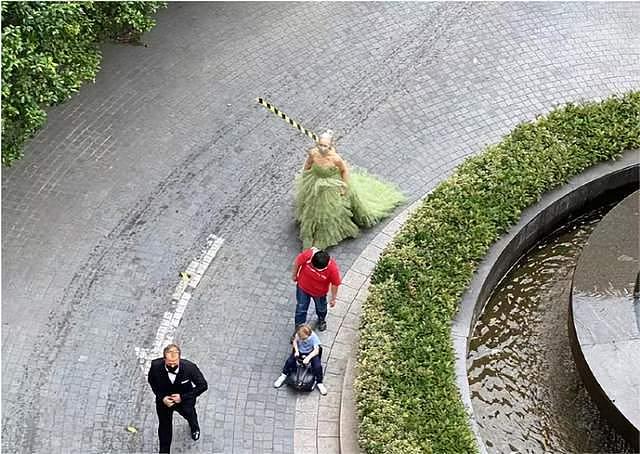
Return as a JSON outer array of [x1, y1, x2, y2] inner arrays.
[[355, 91, 640, 454], [1, 1, 165, 166]]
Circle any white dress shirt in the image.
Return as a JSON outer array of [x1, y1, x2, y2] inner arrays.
[[165, 366, 179, 384]]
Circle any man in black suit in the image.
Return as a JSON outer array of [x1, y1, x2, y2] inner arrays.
[[148, 344, 208, 453]]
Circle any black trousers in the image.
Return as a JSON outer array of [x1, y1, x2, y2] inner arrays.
[[156, 399, 200, 454], [282, 348, 324, 383]]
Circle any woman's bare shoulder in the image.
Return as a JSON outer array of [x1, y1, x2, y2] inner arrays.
[[331, 151, 347, 165]]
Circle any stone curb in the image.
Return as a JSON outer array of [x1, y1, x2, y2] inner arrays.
[[339, 353, 359, 454], [293, 196, 425, 454]]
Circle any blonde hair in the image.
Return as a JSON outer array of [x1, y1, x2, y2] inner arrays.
[[296, 324, 313, 339], [318, 129, 334, 143]]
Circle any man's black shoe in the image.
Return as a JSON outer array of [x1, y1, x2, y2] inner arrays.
[[318, 320, 327, 331], [191, 430, 200, 441]]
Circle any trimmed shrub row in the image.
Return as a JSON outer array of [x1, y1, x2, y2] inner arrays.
[[355, 91, 640, 454], [1, 1, 166, 166]]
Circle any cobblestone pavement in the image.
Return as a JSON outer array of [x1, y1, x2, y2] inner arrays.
[[2, 2, 639, 453]]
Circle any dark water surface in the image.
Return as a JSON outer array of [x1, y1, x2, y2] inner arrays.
[[468, 207, 631, 454]]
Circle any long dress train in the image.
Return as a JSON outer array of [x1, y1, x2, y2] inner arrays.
[[295, 164, 404, 249]]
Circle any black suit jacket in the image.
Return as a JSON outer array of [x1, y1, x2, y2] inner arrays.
[[148, 358, 208, 403]]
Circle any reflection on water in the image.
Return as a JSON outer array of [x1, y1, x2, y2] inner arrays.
[[468, 207, 631, 454]]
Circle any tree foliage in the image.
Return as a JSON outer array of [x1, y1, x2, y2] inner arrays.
[[1, 1, 166, 166]]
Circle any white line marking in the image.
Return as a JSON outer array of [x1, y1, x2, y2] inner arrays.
[[135, 234, 224, 372]]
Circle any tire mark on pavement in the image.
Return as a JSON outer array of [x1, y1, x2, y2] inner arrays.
[[135, 234, 224, 373]]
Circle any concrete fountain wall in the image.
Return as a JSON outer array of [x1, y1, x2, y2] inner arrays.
[[569, 189, 639, 451], [450, 149, 639, 453]]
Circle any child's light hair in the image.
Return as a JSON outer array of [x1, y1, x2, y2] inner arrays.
[[297, 324, 313, 339]]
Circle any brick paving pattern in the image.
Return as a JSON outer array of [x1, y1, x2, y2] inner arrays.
[[2, 2, 639, 453]]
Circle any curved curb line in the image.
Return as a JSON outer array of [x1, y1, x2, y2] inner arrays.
[[293, 196, 425, 454], [339, 354, 359, 454]]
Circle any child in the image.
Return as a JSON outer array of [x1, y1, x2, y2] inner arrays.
[[274, 324, 327, 395]]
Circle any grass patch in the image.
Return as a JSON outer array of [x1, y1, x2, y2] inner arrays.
[[355, 91, 640, 454]]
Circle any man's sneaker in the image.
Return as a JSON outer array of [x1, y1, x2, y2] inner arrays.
[[273, 373, 287, 388], [318, 320, 327, 331], [316, 383, 328, 395]]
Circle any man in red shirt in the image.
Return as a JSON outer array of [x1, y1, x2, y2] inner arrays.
[[291, 248, 342, 331]]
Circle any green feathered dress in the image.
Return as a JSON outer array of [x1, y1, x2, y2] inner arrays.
[[295, 164, 405, 249]]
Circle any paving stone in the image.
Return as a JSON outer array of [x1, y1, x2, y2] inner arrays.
[[348, 257, 377, 277], [1, 2, 639, 453], [342, 270, 368, 291], [294, 410, 318, 431], [335, 283, 358, 303], [318, 436, 340, 454], [317, 420, 340, 438], [335, 326, 358, 347], [362, 244, 382, 262]]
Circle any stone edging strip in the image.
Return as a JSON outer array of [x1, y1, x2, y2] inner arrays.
[[293, 199, 423, 454]]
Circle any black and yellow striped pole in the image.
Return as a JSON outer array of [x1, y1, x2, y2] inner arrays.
[[256, 97, 318, 142]]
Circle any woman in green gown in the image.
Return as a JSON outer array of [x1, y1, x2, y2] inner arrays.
[[295, 130, 405, 250]]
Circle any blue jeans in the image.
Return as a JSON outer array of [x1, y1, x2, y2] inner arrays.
[[295, 285, 327, 327]]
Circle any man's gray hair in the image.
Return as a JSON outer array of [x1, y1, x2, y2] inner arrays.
[[163, 343, 181, 357]]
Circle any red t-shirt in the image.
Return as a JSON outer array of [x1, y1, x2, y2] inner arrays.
[[295, 248, 342, 297]]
